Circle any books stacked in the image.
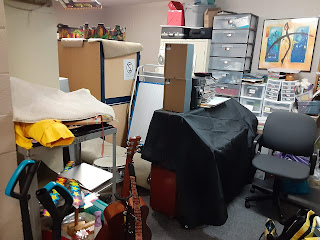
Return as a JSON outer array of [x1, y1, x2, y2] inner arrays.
[[242, 73, 267, 83]]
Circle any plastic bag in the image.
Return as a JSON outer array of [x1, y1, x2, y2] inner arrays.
[[309, 161, 320, 190]]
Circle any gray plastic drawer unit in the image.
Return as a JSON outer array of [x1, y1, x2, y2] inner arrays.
[[211, 29, 256, 44], [213, 14, 258, 30], [209, 57, 251, 71], [211, 43, 253, 57]]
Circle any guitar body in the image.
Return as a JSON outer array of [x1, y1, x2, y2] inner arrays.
[[96, 137, 152, 240], [126, 198, 152, 240], [96, 197, 152, 240]]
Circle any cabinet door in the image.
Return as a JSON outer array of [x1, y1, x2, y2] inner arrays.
[[160, 39, 211, 72]]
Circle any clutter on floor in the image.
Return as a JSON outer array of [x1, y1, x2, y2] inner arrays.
[[3, 0, 320, 239]]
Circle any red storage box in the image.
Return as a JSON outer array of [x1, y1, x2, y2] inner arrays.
[[150, 165, 177, 218], [167, 10, 185, 26], [168, 1, 184, 10]]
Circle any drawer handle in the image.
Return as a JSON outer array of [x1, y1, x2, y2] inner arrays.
[[225, 47, 230, 51], [226, 33, 233, 37], [220, 59, 231, 63]]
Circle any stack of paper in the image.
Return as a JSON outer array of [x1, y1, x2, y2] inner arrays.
[[200, 96, 229, 108]]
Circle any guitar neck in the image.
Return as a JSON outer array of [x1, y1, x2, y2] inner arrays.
[[121, 151, 133, 198], [121, 136, 141, 198], [130, 176, 143, 240]]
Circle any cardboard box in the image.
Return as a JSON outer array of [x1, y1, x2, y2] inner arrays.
[[167, 10, 185, 26], [163, 78, 192, 113], [204, 8, 221, 28], [164, 43, 194, 80], [163, 44, 194, 113]]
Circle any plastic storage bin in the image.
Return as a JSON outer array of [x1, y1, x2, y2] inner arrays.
[[253, 112, 261, 117], [215, 83, 241, 97], [263, 99, 292, 113], [210, 43, 253, 57], [184, 3, 215, 27], [265, 79, 282, 100], [297, 101, 320, 115], [262, 111, 272, 117], [282, 81, 297, 87], [209, 57, 251, 71], [281, 96, 295, 102], [282, 88, 296, 93], [209, 70, 243, 84], [281, 93, 295, 98], [211, 29, 256, 44], [213, 14, 258, 30], [241, 83, 265, 98], [240, 97, 263, 112]]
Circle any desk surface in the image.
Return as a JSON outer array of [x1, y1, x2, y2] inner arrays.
[[142, 99, 257, 228]]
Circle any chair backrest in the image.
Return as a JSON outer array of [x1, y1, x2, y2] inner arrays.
[[262, 111, 317, 157]]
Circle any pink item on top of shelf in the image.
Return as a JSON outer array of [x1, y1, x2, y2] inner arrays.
[[168, 1, 184, 10]]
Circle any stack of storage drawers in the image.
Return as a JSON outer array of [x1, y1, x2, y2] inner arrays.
[[240, 83, 265, 117], [281, 81, 297, 102], [262, 79, 293, 117], [265, 79, 281, 101], [262, 99, 293, 117], [209, 13, 258, 100]]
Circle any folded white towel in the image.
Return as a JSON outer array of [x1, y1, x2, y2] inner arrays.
[[10, 77, 115, 123]]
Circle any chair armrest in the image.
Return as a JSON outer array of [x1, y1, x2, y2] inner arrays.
[[310, 152, 318, 176], [253, 134, 263, 154]]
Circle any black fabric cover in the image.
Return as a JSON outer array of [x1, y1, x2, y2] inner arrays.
[[142, 99, 257, 228], [252, 154, 310, 180], [262, 111, 316, 157]]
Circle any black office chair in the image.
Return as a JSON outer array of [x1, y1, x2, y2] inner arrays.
[[245, 111, 317, 221]]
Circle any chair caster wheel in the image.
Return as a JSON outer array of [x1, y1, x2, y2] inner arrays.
[[184, 225, 189, 229], [250, 188, 255, 193], [245, 201, 251, 208]]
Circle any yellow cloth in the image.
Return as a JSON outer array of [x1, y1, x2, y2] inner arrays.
[[15, 120, 75, 150]]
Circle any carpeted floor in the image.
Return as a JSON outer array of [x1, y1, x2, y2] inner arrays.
[[141, 185, 286, 240]]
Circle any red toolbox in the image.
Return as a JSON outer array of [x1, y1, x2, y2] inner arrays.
[[150, 165, 177, 218]]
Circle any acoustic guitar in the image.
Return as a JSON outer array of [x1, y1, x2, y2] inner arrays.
[[96, 137, 152, 240]]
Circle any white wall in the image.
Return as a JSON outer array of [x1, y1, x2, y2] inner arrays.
[[55, 0, 320, 82], [101, 1, 171, 65], [54, 0, 189, 65], [215, 0, 320, 83], [5, 2, 59, 88], [0, 0, 23, 238]]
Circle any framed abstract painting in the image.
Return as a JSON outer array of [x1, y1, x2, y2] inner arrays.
[[259, 18, 319, 72]]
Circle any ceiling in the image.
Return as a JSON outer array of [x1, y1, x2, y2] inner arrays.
[[98, 0, 169, 6]]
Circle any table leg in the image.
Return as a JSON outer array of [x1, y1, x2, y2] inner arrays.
[[112, 132, 117, 202], [75, 143, 81, 165], [69, 143, 82, 165], [29, 174, 41, 240]]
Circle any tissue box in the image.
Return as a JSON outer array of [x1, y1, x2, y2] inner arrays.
[[167, 10, 185, 26]]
